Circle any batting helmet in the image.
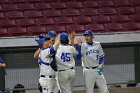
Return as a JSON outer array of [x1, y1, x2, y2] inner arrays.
[[48, 30, 57, 37], [36, 35, 50, 48], [84, 30, 93, 36]]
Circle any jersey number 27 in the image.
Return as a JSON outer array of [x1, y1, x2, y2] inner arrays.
[[61, 53, 70, 62]]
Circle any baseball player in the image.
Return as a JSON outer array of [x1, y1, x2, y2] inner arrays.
[[37, 34, 60, 93], [55, 32, 77, 93], [74, 30, 109, 93], [34, 31, 57, 59], [34, 31, 61, 93], [0, 57, 6, 68]]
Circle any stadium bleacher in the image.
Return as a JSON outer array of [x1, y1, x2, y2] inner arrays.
[[0, 0, 140, 37]]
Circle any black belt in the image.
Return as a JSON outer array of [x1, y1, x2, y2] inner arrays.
[[59, 67, 74, 72], [86, 66, 98, 69], [40, 75, 55, 78]]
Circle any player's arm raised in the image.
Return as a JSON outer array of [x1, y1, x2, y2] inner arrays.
[[69, 31, 76, 48], [69, 31, 83, 60], [48, 33, 60, 56], [34, 48, 41, 58], [53, 33, 60, 50]]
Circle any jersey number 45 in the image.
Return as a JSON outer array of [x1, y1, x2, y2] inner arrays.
[[61, 53, 70, 62]]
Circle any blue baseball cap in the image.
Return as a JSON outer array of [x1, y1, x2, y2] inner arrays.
[[84, 30, 93, 36], [37, 35, 50, 47], [48, 30, 57, 37], [60, 32, 69, 41]]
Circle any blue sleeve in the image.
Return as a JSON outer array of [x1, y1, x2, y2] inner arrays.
[[50, 47, 55, 54], [76, 45, 82, 60], [0, 57, 4, 63], [99, 56, 104, 64]]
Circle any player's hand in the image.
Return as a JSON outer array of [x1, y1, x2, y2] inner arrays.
[[77, 38, 82, 45], [57, 33, 60, 41], [2, 63, 6, 67], [56, 33, 60, 44], [70, 31, 76, 40], [99, 64, 104, 68]]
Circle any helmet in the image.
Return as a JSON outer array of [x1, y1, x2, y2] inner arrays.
[[36, 35, 50, 47], [60, 32, 69, 42], [84, 30, 93, 36], [48, 30, 57, 37], [35, 34, 46, 42]]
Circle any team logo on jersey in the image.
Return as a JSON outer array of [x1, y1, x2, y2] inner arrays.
[[86, 50, 99, 56]]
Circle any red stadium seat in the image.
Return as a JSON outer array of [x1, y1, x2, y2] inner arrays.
[[86, 24, 105, 32], [43, 10, 61, 17], [43, 0, 55, 2], [24, 10, 43, 18], [8, 27, 28, 36], [27, 0, 41, 3], [117, 6, 135, 15], [111, 14, 130, 23], [124, 22, 140, 30], [62, 9, 80, 17], [35, 3, 51, 10], [3, 4, 19, 11], [47, 25, 66, 33], [0, 19, 16, 27], [55, 17, 73, 24], [35, 18, 54, 25], [0, 29, 8, 36], [130, 0, 140, 6], [5, 11, 24, 18], [52, 2, 67, 9], [9, 0, 26, 3], [74, 16, 92, 25], [19, 4, 35, 11], [0, 6, 2, 11], [83, 1, 99, 8], [81, 8, 99, 16], [16, 18, 35, 27], [135, 6, 140, 12], [114, 0, 130, 6], [68, 1, 83, 9], [105, 23, 124, 31], [94, 15, 111, 23], [100, 0, 115, 7], [131, 14, 140, 22], [66, 24, 85, 32], [0, 0, 10, 3], [27, 26, 47, 35], [100, 7, 117, 15], [0, 13, 4, 19]]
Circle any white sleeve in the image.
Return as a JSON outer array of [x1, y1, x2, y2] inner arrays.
[[98, 43, 105, 57]]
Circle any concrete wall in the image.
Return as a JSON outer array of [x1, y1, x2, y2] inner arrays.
[[0, 32, 140, 47]]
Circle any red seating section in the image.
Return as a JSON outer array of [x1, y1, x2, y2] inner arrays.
[[0, 0, 140, 36]]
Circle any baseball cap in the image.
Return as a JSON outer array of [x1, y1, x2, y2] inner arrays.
[[84, 30, 93, 36], [48, 30, 57, 37], [60, 32, 69, 41], [37, 35, 50, 47]]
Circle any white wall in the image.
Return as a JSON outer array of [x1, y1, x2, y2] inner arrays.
[[0, 32, 140, 47]]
